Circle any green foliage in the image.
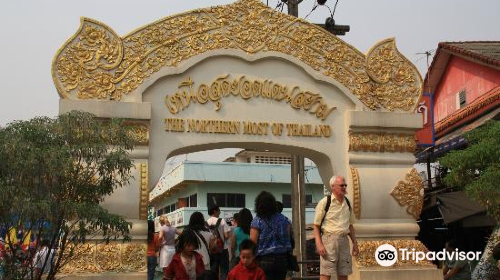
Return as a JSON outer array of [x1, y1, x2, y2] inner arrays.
[[0, 111, 135, 280], [440, 120, 500, 222]]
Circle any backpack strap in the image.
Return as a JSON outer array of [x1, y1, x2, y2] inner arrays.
[[214, 218, 223, 239], [345, 197, 352, 212], [319, 195, 352, 234], [319, 195, 331, 234]]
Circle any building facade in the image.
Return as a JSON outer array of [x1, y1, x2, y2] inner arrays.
[[416, 41, 499, 256], [149, 151, 324, 227], [418, 41, 500, 161]]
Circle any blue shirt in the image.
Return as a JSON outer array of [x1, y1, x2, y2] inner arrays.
[[251, 213, 291, 256]]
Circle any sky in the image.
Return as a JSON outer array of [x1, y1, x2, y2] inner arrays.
[[0, 0, 499, 162]]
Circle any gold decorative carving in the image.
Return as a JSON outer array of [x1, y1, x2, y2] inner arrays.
[[356, 240, 435, 267], [165, 75, 336, 121], [366, 39, 422, 111], [96, 243, 122, 271], [60, 244, 99, 273], [122, 243, 147, 271], [126, 123, 149, 145], [349, 132, 416, 153], [60, 243, 147, 274], [349, 166, 361, 219], [52, 0, 422, 112], [390, 168, 424, 219], [139, 163, 149, 220]]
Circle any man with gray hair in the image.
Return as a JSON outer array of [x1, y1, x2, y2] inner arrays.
[[313, 175, 359, 280]]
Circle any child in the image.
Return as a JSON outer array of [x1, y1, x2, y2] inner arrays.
[[164, 229, 205, 280], [227, 239, 266, 280]]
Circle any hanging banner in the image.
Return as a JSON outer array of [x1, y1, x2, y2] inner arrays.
[[416, 93, 434, 146]]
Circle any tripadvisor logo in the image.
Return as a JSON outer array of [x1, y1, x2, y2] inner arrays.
[[375, 244, 482, 267]]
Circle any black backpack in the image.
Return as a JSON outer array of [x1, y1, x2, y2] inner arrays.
[[319, 195, 351, 234]]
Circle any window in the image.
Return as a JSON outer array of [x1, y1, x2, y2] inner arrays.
[[157, 208, 164, 216], [255, 155, 291, 164], [162, 203, 176, 214], [189, 194, 197, 207], [282, 194, 313, 208], [457, 89, 466, 108], [207, 193, 245, 208]]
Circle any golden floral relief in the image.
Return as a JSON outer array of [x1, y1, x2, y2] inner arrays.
[[126, 123, 149, 146], [59, 243, 147, 274], [390, 168, 424, 219], [349, 166, 361, 219], [122, 243, 147, 271], [349, 132, 416, 153], [52, 0, 422, 112], [96, 243, 122, 271], [59, 244, 99, 274], [139, 163, 149, 220]]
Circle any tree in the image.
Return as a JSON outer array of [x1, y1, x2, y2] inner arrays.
[[0, 111, 135, 280], [440, 120, 500, 280], [440, 119, 500, 222]]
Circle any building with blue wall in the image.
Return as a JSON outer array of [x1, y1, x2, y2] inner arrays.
[[149, 151, 324, 227]]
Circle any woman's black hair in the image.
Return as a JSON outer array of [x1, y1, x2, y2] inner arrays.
[[208, 205, 220, 216], [276, 201, 284, 213], [176, 229, 200, 253], [147, 220, 155, 243], [188, 211, 208, 231], [238, 208, 253, 235], [254, 191, 277, 219]]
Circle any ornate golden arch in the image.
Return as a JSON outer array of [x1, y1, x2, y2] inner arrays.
[[52, 0, 422, 112]]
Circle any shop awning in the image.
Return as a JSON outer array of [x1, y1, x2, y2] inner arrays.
[[435, 192, 487, 224], [461, 213, 497, 228]]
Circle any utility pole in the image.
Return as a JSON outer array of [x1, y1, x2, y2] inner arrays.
[[286, 2, 307, 276], [286, 0, 350, 36], [286, 0, 303, 17]]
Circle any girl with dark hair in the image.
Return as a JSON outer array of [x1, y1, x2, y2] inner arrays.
[[187, 211, 213, 270], [164, 229, 205, 280], [250, 191, 291, 280], [147, 220, 160, 280], [230, 208, 253, 269]]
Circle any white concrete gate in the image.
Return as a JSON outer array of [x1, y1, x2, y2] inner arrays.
[[52, 1, 440, 279]]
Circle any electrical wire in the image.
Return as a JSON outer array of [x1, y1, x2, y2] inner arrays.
[[275, 0, 282, 10], [304, 2, 319, 19], [332, 0, 340, 17]]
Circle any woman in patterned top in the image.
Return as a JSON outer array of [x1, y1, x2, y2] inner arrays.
[[250, 191, 291, 280]]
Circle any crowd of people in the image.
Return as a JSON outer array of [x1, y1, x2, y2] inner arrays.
[[4, 174, 497, 280], [148, 191, 295, 280], [148, 175, 360, 280], [0, 229, 58, 279]]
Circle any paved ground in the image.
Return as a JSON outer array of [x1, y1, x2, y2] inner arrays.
[[154, 270, 163, 280]]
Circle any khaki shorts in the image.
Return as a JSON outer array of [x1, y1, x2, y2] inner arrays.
[[320, 233, 352, 276]]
